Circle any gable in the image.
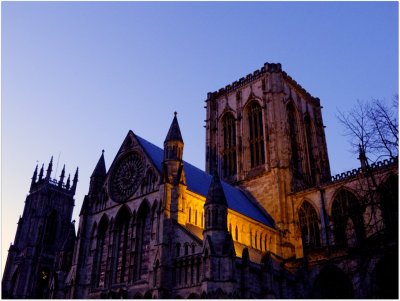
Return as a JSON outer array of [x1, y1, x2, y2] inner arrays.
[[103, 131, 161, 203]]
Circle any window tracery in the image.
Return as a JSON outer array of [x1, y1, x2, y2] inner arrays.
[[298, 201, 321, 249], [222, 113, 237, 177], [332, 189, 363, 246], [247, 101, 265, 168]]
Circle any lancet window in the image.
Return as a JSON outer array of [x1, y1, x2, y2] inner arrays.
[[287, 102, 301, 175], [222, 113, 237, 177], [304, 115, 316, 184], [112, 207, 130, 284], [92, 216, 108, 288], [247, 101, 265, 168]]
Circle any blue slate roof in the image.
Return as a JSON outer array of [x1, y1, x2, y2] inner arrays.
[[136, 135, 275, 228]]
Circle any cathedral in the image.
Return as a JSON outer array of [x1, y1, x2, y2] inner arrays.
[[2, 62, 398, 299]]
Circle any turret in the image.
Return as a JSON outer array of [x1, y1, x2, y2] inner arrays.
[[162, 112, 184, 184], [46, 156, 53, 179], [58, 165, 65, 187], [38, 164, 44, 180], [30, 164, 38, 191], [71, 168, 78, 195], [88, 150, 106, 196], [202, 169, 235, 287], [358, 144, 368, 171], [66, 174, 71, 190], [204, 169, 228, 233]]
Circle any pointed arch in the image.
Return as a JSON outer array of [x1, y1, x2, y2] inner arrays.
[[304, 113, 316, 184], [287, 101, 302, 176], [112, 205, 131, 283], [221, 112, 237, 177], [246, 100, 265, 168], [91, 214, 109, 288], [43, 210, 58, 245], [298, 200, 321, 250], [331, 189, 363, 246], [134, 200, 151, 281]]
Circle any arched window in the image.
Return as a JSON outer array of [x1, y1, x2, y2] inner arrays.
[[287, 102, 301, 175], [43, 211, 58, 245], [298, 201, 321, 250], [142, 169, 156, 194], [332, 189, 363, 246], [176, 243, 181, 257], [188, 207, 191, 223], [222, 113, 237, 177], [112, 206, 131, 283], [184, 244, 189, 256], [92, 215, 108, 288], [134, 202, 151, 281], [304, 115, 316, 184], [247, 101, 265, 168]]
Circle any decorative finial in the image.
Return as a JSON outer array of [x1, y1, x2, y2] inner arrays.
[[174, 111, 177, 117], [102, 149, 105, 154]]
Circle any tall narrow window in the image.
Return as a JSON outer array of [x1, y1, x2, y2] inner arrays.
[[304, 115, 316, 184], [113, 207, 130, 284], [332, 190, 363, 246], [298, 201, 320, 250], [287, 102, 301, 175], [222, 113, 237, 177], [247, 101, 265, 168], [43, 211, 58, 245], [235, 225, 238, 241], [134, 202, 151, 281], [92, 216, 108, 288]]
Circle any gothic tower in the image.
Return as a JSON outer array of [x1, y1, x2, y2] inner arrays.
[[2, 158, 78, 298], [205, 63, 331, 256]]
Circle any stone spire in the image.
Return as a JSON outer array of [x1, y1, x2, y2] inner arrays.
[[66, 174, 71, 190], [89, 150, 107, 195], [58, 165, 65, 187], [38, 164, 44, 180], [30, 164, 38, 190], [91, 150, 106, 178], [163, 112, 185, 183], [71, 167, 79, 194], [46, 156, 53, 179], [204, 169, 228, 233], [164, 111, 183, 144], [205, 169, 228, 207]]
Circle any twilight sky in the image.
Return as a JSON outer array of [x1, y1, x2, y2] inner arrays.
[[1, 2, 398, 273]]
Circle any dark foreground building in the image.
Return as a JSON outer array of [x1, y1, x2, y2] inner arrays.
[[2, 63, 398, 298]]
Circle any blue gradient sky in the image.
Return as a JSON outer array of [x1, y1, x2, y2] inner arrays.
[[2, 2, 398, 272]]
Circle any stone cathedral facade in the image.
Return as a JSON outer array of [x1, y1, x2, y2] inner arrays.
[[2, 63, 398, 299]]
